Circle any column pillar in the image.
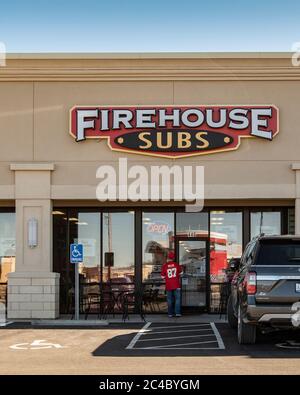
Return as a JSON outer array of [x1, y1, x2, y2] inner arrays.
[[292, 164, 300, 235], [7, 163, 59, 319]]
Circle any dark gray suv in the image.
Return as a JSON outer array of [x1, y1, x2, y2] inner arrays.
[[227, 235, 300, 344]]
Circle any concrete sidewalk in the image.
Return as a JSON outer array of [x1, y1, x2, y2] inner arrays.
[[29, 314, 227, 327], [108, 314, 227, 324]]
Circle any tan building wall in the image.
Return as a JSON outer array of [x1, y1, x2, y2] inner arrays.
[[0, 53, 299, 202], [0, 53, 299, 319]]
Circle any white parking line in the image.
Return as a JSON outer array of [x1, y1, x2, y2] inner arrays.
[[138, 333, 215, 342], [141, 327, 213, 335], [127, 322, 225, 351], [210, 322, 225, 349], [126, 322, 151, 349], [149, 323, 211, 330], [140, 340, 219, 350], [0, 321, 12, 327]]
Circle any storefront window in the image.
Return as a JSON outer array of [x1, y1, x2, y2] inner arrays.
[[176, 212, 209, 311], [176, 212, 208, 238], [0, 213, 16, 282], [142, 212, 174, 313], [102, 212, 135, 314], [53, 210, 68, 314], [103, 211, 135, 283], [210, 211, 243, 312], [75, 212, 101, 283], [250, 211, 281, 239], [69, 211, 101, 314], [52, 207, 292, 316], [0, 212, 16, 313], [288, 208, 295, 234]]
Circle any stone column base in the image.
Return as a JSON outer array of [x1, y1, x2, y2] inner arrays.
[[7, 272, 60, 319]]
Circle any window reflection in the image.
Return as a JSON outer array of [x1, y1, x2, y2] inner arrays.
[[288, 208, 295, 235], [142, 212, 174, 313], [0, 213, 15, 312], [210, 211, 243, 271], [53, 210, 69, 314], [176, 212, 208, 238], [250, 211, 281, 239], [102, 212, 135, 312], [0, 213, 15, 283], [179, 240, 207, 308], [210, 211, 243, 312], [52, 207, 287, 316], [69, 212, 101, 315], [76, 212, 101, 284]]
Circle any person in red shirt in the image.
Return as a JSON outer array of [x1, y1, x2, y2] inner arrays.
[[161, 250, 182, 317]]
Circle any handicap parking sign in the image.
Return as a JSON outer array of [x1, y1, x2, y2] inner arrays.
[[70, 243, 83, 263]]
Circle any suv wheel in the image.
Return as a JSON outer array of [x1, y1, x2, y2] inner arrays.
[[227, 294, 238, 328], [237, 305, 256, 344]]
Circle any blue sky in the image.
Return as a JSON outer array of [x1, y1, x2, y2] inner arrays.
[[0, 0, 299, 52]]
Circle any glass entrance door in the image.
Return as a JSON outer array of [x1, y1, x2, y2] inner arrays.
[[177, 238, 209, 311]]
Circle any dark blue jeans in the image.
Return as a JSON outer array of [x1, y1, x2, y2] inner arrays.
[[167, 289, 181, 316]]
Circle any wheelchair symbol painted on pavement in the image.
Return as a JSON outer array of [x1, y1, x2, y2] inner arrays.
[[276, 340, 300, 349], [10, 339, 66, 350]]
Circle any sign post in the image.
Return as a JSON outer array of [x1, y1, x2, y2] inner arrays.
[[70, 243, 83, 321]]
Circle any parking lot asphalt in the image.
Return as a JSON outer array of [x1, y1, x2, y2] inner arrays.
[[94, 322, 300, 357], [1, 321, 300, 374]]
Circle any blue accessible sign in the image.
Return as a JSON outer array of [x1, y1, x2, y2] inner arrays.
[[70, 243, 83, 263]]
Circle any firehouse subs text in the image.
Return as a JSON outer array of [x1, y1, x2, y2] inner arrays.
[[70, 105, 279, 158]]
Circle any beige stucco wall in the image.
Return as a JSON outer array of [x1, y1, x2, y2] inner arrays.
[[0, 53, 299, 203], [1, 52, 299, 319]]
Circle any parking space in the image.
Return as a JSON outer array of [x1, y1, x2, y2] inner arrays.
[[92, 321, 300, 358], [126, 322, 225, 350], [1, 321, 300, 374]]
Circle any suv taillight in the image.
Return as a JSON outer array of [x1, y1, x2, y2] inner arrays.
[[244, 272, 257, 295]]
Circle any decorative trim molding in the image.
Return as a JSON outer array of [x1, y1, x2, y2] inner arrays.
[[1, 53, 299, 81], [5, 52, 294, 59], [51, 184, 296, 200], [10, 163, 55, 171], [1, 66, 300, 81]]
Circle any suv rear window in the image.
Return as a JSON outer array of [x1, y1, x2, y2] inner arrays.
[[255, 240, 300, 265]]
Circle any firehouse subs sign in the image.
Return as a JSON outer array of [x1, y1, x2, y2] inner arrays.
[[69, 105, 279, 158]]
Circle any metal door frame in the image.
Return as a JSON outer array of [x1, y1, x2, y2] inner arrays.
[[175, 236, 210, 313]]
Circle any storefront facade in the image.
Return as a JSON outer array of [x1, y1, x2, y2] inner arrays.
[[0, 53, 299, 319]]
